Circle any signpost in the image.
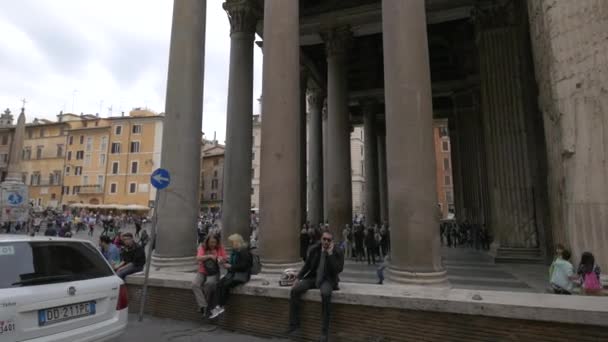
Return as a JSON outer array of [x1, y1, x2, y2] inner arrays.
[[0, 181, 29, 223], [138, 168, 170, 322]]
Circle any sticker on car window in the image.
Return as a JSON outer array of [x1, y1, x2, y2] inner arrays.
[[0, 320, 16, 335], [0, 246, 15, 256]]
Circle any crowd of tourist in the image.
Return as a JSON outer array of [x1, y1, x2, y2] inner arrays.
[[440, 220, 491, 250], [299, 220, 390, 266]]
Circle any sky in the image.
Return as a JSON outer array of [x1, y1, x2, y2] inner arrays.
[[0, 0, 263, 143]]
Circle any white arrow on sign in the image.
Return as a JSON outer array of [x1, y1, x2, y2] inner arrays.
[[152, 174, 169, 183]]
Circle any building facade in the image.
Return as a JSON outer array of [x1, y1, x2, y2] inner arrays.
[[103, 110, 163, 208], [433, 119, 454, 219], [350, 126, 365, 216], [22, 119, 69, 209], [0, 109, 14, 181], [1, 109, 163, 210], [200, 139, 225, 212]]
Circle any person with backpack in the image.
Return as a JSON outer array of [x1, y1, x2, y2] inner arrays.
[[577, 252, 602, 295], [208, 234, 252, 319], [192, 234, 226, 318]]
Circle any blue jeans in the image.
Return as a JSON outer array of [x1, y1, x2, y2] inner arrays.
[[377, 266, 386, 284], [117, 263, 143, 280]]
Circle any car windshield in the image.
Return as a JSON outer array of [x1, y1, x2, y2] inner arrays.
[[0, 241, 113, 289]]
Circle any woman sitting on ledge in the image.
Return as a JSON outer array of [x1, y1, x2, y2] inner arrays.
[[209, 233, 252, 319]]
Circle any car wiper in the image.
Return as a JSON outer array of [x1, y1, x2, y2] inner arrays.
[[11, 274, 76, 286]]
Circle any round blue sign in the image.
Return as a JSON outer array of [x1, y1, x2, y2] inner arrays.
[[7, 192, 23, 205], [150, 168, 170, 190]]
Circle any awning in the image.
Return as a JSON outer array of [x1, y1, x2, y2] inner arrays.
[[67, 203, 150, 211]]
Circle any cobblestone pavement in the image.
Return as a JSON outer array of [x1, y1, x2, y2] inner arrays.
[[110, 314, 288, 342]]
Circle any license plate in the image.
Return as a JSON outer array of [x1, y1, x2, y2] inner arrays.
[[38, 301, 96, 326], [0, 320, 16, 335]]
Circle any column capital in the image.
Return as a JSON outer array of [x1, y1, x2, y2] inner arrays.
[[307, 87, 325, 109], [223, 0, 260, 36], [322, 26, 353, 58]]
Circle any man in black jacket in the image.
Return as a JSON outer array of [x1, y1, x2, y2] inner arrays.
[[115, 233, 146, 279], [287, 231, 344, 342]]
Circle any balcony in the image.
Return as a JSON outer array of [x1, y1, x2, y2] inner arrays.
[[79, 185, 104, 194]]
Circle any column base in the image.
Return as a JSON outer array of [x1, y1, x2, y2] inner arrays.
[[260, 260, 303, 276], [151, 254, 197, 272], [385, 265, 450, 287], [494, 247, 544, 264]]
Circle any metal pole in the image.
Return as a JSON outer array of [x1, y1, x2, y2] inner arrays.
[[138, 189, 160, 322]]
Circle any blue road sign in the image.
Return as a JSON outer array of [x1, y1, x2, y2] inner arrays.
[[7, 192, 23, 205], [150, 168, 170, 190]]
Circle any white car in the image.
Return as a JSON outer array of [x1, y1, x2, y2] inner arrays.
[[0, 235, 128, 342]]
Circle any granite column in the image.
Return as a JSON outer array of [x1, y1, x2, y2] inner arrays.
[[324, 27, 353, 238], [152, 0, 206, 271], [258, 0, 301, 272], [382, 0, 448, 285], [221, 0, 258, 243], [362, 101, 380, 226], [308, 88, 324, 226], [377, 129, 388, 224]]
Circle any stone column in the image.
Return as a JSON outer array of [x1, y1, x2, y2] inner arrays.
[[382, 0, 447, 285], [362, 101, 380, 226], [322, 100, 328, 223], [377, 129, 388, 224], [152, 0, 206, 271], [221, 0, 258, 244], [323, 26, 353, 238], [453, 90, 486, 225], [308, 88, 324, 226], [477, 2, 547, 262], [299, 70, 308, 225], [258, 0, 301, 271]]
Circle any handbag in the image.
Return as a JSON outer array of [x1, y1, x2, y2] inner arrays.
[[203, 257, 219, 276]]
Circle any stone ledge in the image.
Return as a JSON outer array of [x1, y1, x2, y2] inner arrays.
[[126, 271, 608, 328]]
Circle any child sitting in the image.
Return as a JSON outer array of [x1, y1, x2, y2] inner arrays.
[[549, 249, 575, 294], [577, 252, 602, 295]]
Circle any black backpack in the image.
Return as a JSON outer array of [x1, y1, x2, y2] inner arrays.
[[250, 247, 262, 275]]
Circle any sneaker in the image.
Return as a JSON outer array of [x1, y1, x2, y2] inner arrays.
[[208, 306, 225, 320]]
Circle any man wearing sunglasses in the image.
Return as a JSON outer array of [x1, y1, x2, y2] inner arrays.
[[287, 231, 344, 342]]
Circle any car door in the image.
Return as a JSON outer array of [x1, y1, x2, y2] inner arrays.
[[0, 240, 122, 341]]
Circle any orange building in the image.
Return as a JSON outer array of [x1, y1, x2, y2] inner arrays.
[[434, 119, 454, 219]]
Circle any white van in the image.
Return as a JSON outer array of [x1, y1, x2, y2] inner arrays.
[[0, 235, 128, 342]]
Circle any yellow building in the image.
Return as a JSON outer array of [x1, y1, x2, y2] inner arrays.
[[21, 118, 69, 208], [103, 109, 163, 208], [62, 114, 111, 206], [61, 109, 164, 208]]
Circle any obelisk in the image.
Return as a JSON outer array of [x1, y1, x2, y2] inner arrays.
[[1, 108, 29, 223]]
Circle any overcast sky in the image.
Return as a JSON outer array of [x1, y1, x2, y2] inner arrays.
[[0, 0, 263, 143]]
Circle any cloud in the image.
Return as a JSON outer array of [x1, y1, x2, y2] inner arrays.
[[0, 0, 263, 143]]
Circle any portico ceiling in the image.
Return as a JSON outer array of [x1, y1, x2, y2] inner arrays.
[[252, 0, 479, 123]]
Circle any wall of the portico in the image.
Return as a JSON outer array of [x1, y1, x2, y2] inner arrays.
[[527, 1, 608, 269]]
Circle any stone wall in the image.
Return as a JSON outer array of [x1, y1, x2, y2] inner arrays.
[[527, 1, 608, 269], [128, 283, 608, 342], [126, 272, 608, 342]]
